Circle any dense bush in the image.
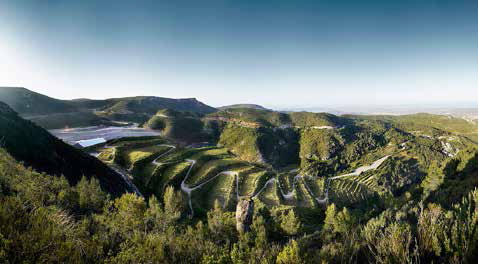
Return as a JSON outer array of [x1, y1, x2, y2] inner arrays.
[[3, 145, 478, 263]]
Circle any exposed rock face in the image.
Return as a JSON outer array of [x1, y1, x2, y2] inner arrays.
[[236, 199, 254, 234]]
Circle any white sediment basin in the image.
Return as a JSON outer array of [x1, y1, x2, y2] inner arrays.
[[75, 137, 107, 148], [49, 125, 161, 145]]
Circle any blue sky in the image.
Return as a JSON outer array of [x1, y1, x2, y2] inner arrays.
[[1, 0, 477, 108]]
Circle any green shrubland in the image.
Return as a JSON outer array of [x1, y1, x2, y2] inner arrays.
[[4, 98, 478, 262], [4, 136, 478, 263]]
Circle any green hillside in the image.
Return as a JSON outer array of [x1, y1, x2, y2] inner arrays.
[[143, 109, 209, 143], [91, 110, 478, 212], [0, 101, 132, 196], [0, 87, 77, 115], [3, 90, 478, 263], [0, 87, 217, 129], [80, 116, 478, 262], [91, 96, 216, 123], [0, 87, 114, 129], [3, 97, 478, 262], [348, 113, 478, 142], [218, 124, 299, 166], [206, 108, 290, 127]]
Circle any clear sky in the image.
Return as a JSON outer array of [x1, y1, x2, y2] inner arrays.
[[1, 0, 477, 108]]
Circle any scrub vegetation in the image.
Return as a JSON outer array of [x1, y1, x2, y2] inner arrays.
[[2, 89, 478, 263]]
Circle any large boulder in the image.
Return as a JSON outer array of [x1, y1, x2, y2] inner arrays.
[[236, 199, 254, 233]]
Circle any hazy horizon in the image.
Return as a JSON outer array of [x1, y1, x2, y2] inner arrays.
[[1, 1, 477, 108]]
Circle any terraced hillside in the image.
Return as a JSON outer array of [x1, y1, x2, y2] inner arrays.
[[91, 109, 478, 220], [4, 92, 478, 263], [5, 92, 471, 218]]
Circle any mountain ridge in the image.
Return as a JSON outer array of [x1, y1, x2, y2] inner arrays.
[[0, 87, 217, 128], [218, 104, 269, 111]]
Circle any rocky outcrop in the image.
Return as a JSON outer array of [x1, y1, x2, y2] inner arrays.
[[236, 199, 254, 233]]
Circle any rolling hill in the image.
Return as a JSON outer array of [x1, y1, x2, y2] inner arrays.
[[0, 87, 78, 115], [0, 87, 217, 129], [3, 92, 478, 263], [91, 96, 217, 124], [143, 109, 210, 143], [89, 105, 478, 213]]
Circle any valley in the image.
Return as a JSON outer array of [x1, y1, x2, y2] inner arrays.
[[2, 87, 478, 263], [88, 135, 392, 218]]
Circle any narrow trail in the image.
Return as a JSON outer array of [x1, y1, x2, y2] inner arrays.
[[94, 144, 175, 197], [152, 145, 176, 166], [179, 159, 238, 217], [311, 156, 389, 204], [251, 178, 277, 199], [249, 156, 390, 206], [180, 159, 197, 217], [126, 144, 176, 172], [329, 156, 390, 180]]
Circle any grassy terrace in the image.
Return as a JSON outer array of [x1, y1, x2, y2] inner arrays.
[[95, 137, 322, 214], [95, 135, 387, 212], [92, 117, 478, 216], [255, 179, 280, 206], [238, 168, 270, 196], [122, 145, 172, 167], [330, 174, 375, 204]]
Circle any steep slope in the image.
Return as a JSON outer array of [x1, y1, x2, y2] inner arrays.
[[0, 87, 77, 115], [144, 109, 209, 143], [88, 107, 478, 219], [425, 147, 478, 206], [0, 101, 133, 196], [218, 124, 299, 166]]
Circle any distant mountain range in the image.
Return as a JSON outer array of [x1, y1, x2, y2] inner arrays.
[[2, 86, 478, 263], [281, 105, 478, 122], [0, 87, 79, 115], [0, 87, 217, 129]]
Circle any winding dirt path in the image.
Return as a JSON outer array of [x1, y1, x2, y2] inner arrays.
[[180, 159, 238, 217], [251, 156, 390, 205], [150, 144, 391, 216], [329, 156, 390, 180], [152, 145, 176, 166]]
